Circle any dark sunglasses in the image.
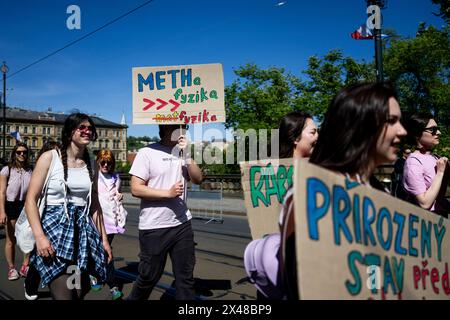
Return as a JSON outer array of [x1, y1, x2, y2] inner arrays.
[[16, 151, 28, 156], [423, 126, 440, 135], [100, 161, 112, 167], [77, 125, 93, 132]]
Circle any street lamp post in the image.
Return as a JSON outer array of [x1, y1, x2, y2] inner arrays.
[[366, 0, 387, 82], [1, 62, 8, 162]]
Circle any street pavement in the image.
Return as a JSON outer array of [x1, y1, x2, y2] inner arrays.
[[0, 193, 256, 301], [122, 192, 247, 216]]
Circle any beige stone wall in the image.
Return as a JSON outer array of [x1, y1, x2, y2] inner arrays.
[[1, 121, 127, 163]]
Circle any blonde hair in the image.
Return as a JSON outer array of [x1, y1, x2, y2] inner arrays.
[[96, 149, 116, 172]]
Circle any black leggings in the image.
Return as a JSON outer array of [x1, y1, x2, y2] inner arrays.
[[48, 269, 91, 300]]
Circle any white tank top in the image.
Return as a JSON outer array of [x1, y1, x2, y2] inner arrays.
[[46, 152, 91, 206]]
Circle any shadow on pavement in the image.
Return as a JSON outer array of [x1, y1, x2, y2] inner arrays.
[[115, 262, 232, 300]]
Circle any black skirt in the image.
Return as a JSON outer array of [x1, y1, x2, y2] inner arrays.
[[5, 200, 25, 220]]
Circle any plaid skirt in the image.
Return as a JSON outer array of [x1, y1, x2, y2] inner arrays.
[[31, 203, 107, 287]]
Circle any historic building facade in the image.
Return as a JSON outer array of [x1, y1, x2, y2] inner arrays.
[[0, 107, 127, 163]]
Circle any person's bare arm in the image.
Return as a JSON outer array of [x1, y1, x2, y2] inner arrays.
[[415, 157, 448, 209], [186, 159, 203, 185], [25, 151, 55, 258], [0, 174, 7, 225], [91, 188, 113, 263], [131, 175, 183, 200], [178, 135, 202, 185]]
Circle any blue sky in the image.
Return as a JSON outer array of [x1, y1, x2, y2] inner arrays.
[[0, 0, 444, 140]]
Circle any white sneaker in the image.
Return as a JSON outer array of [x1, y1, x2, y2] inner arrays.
[[24, 284, 38, 300], [7, 268, 19, 281]]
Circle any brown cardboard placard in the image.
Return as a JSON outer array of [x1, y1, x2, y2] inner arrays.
[[241, 158, 294, 239], [294, 159, 450, 299]]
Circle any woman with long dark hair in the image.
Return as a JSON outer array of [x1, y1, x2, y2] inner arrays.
[[402, 113, 449, 218], [310, 82, 406, 183], [281, 82, 407, 299], [24, 140, 60, 300], [0, 142, 33, 280], [25, 113, 112, 299], [279, 111, 318, 159]]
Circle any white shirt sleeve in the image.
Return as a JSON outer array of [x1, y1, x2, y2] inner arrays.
[[129, 148, 151, 182]]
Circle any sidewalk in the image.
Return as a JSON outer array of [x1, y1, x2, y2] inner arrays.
[[122, 192, 247, 216]]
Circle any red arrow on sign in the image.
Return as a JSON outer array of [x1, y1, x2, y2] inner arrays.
[[143, 98, 155, 111], [142, 98, 181, 112], [169, 99, 180, 112], [156, 98, 168, 110]]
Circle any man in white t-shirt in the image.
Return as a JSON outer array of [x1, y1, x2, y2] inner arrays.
[[127, 124, 202, 300]]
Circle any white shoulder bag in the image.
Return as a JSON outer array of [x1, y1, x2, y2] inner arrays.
[[15, 149, 58, 254]]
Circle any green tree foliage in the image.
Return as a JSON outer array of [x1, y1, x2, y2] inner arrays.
[[225, 64, 301, 130], [431, 0, 450, 20], [127, 135, 158, 151], [383, 24, 450, 124], [295, 50, 374, 121], [435, 126, 450, 158], [225, 52, 374, 129]]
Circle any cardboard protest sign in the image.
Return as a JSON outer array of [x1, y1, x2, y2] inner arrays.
[[294, 159, 450, 299], [241, 158, 294, 239], [132, 63, 225, 125]]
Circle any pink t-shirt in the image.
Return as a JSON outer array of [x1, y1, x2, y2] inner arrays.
[[403, 151, 449, 214], [0, 166, 32, 201], [129, 143, 191, 230]]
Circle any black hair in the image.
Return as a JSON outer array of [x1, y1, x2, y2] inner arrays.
[[403, 113, 433, 146], [61, 113, 98, 183], [278, 111, 312, 158], [310, 82, 397, 177], [158, 124, 187, 140], [37, 140, 61, 160]]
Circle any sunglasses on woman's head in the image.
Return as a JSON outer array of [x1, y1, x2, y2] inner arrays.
[[423, 126, 440, 135], [77, 125, 93, 132], [16, 151, 27, 156]]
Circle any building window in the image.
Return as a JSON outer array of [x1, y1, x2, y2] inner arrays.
[[32, 127, 36, 134], [7, 139, 10, 147], [32, 139, 37, 147], [6, 125, 10, 133], [24, 127, 28, 134], [15, 126, 19, 132]]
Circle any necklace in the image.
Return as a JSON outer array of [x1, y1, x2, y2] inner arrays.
[[67, 158, 86, 168]]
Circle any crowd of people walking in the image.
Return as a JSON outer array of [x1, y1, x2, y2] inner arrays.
[[0, 81, 448, 300]]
